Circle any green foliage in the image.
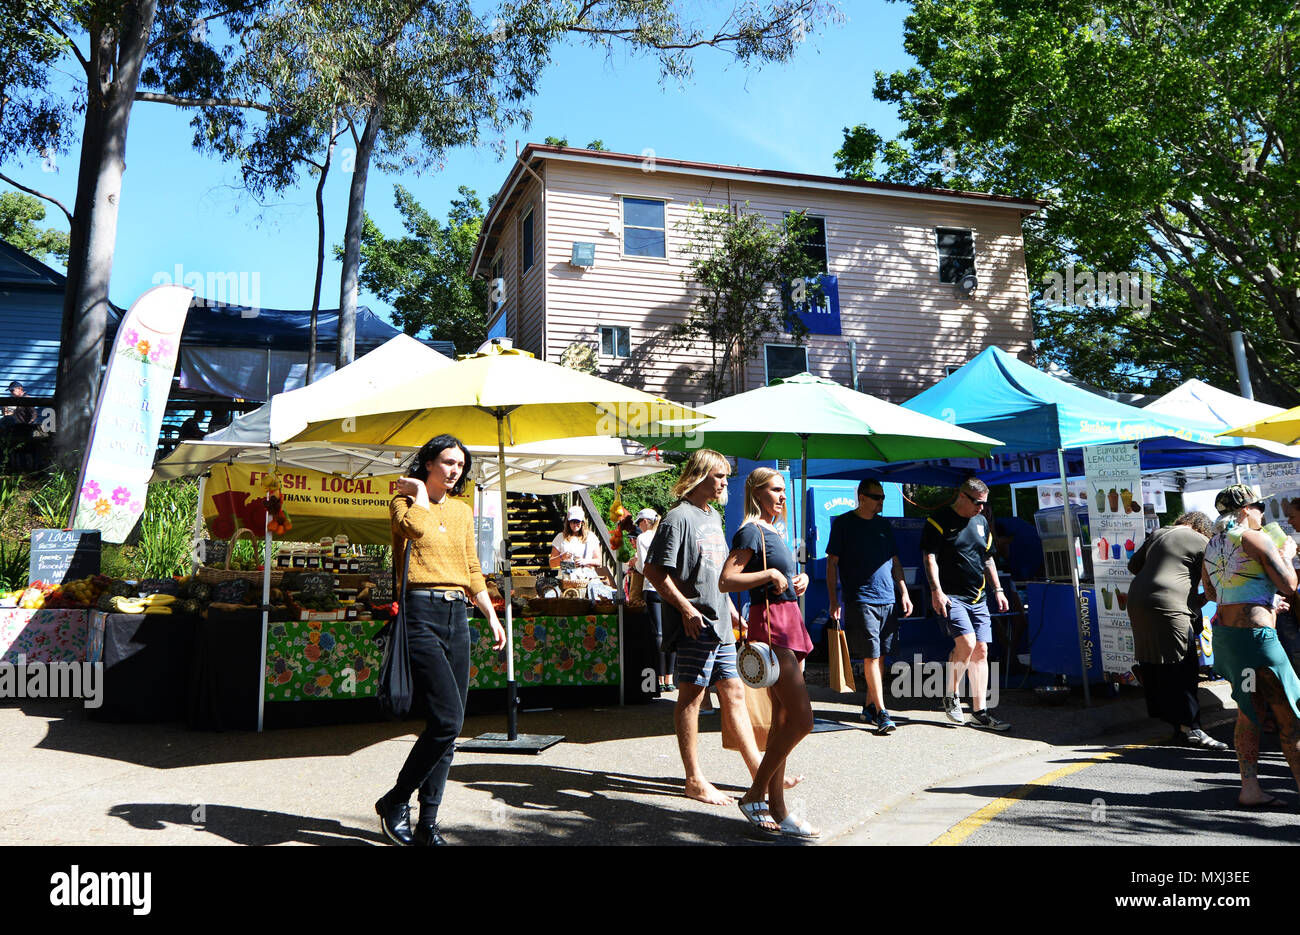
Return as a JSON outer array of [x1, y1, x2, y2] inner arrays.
[[136, 479, 200, 579], [835, 0, 1300, 404], [28, 465, 74, 528], [348, 185, 488, 353], [0, 539, 29, 591], [100, 544, 134, 580], [0, 472, 20, 516], [0, 191, 69, 264], [674, 202, 824, 398], [589, 463, 685, 522]]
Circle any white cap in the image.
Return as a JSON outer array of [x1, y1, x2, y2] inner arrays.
[[635, 508, 659, 523], [566, 505, 584, 522]]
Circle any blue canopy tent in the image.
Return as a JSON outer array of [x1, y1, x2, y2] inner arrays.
[[805, 347, 1284, 486], [803, 347, 1293, 703]]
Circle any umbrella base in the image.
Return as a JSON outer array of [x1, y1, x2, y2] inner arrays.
[[458, 732, 565, 754]]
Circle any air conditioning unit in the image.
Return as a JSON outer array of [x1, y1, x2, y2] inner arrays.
[[570, 242, 595, 267]]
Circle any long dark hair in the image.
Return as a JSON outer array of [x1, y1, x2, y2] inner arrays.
[[407, 434, 471, 497]]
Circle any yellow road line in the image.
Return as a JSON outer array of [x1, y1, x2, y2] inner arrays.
[[930, 742, 1152, 846]]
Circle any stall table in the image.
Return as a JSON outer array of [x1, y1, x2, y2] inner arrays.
[[0, 608, 88, 664]]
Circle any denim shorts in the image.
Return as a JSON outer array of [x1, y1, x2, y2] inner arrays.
[[943, 596, 992, 643], [844, 601, 899, 658], [673, 634, 739, 687]]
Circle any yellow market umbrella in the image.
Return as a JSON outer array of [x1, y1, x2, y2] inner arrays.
[[292, 343, 704, 448], [1220, 406, 1300, 447], [287, 342, 709, 748]]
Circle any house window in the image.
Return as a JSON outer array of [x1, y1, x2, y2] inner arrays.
[[623, 197, 666, 258], [600, 326, 630, 358], [788, 213, 828, 273], [764, 344, 808, 384], [935, 228, 975, 284], [522, 207, 535, 273]]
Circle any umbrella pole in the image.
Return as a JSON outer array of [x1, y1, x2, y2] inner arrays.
[[1058, 449, 1092, 706], [497, 415, 518, 741], [614, 464, 624, 707], [458, 408, 563, 755]]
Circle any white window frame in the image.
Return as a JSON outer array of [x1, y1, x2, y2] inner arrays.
[[620, 196, 668, 261], [934, 227, 978, 285], [522, 205, 535, 275], [763, 343, 809, 385], [599, 325, 631, 359]]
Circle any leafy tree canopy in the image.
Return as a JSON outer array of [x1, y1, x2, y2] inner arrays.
[[0, 190, 69, 264], [346, 184, 487, 353], [675, 202, 823, 398], [834, 0, 1300, 404]]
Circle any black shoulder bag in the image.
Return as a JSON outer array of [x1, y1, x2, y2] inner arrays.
[[375, 541, 413, 720]]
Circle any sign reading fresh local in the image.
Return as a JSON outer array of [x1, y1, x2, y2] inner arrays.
[[1083, 443, 1144, 677], [202, 464, 474, 547]]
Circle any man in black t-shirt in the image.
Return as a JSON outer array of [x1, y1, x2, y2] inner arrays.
[[920, 478, 1011, 732]]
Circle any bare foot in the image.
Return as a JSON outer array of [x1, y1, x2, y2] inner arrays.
[[685, 778, 733, 806], [783, 774, 805, 790], [1237, 794, 1286, 808]]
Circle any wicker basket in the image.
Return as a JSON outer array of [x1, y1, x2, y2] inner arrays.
[[525, 598, 593, 617], [195, 527, 286, 587]]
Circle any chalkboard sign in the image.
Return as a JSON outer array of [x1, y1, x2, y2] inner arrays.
[[369, 573, 393, 605], [29, 529, 102, 585], [199, 539, 228, 567]]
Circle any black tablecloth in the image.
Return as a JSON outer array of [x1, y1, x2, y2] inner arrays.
[[87, 613, 197, 723]]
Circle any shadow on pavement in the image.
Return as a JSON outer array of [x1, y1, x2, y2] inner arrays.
[[446, 763, 811, 846], [106, 803, 381, 846]]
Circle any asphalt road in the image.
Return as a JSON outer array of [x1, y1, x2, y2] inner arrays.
[[844, 720, 1300, 846]]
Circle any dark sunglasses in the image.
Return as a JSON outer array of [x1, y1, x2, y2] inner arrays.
[[862, 492, 885, 502], [963, 491, 988, 506]]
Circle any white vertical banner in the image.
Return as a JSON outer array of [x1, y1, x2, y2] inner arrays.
[[1083, 443, 1144, 676], [72, 285, 193, 542]]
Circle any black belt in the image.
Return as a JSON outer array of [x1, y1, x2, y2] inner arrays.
[[406, 588, 466, 602]]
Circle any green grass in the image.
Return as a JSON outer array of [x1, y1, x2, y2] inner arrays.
[[0, 539, 29, 591], [28, 465, 74, 528], [135, 478, 200, 578]]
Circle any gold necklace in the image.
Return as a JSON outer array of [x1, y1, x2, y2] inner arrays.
[[431, 492, 449, 533]]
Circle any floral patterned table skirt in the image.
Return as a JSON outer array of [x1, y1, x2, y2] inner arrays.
[[0, 609, 88, 665], [261, 613, 621, 702]]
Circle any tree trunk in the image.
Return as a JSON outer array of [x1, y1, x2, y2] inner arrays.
[[55, 0, 159, 466], [307, 115, 340, 385], [336, 101, 382, 371]]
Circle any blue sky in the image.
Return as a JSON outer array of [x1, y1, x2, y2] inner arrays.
[[12, 3, 914, 323]]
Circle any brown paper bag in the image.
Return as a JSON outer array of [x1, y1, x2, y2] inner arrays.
[[721, 685, 772, 752], [828, 625, 857, 693]]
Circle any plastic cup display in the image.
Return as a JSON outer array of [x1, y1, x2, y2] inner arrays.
[[1101, 587, 1112, 610], [1108, 488, 1120, 512], [1117, 590, 1128, 611], [1112, 543, 1122, 559]]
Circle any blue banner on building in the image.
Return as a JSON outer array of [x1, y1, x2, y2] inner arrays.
[[784, 274, 841, 336]]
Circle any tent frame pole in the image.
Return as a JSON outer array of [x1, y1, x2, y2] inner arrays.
[[1058, 448, 1092, 706], [257, 449, 276, 732], [498, 413, 518, 740]]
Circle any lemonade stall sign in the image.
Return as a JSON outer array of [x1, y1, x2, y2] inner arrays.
[[1083, 443, 1144, 677], [73, 285, 192, 542]]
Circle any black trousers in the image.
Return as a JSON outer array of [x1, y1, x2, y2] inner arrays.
[[644, 591, 675, 679], [391, 592, 471, 823]]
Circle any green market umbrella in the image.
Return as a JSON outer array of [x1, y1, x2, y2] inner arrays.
[[642, 372, 1003, 593]]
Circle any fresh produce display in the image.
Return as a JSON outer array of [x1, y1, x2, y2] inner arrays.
[[262, 472, 294, 536]]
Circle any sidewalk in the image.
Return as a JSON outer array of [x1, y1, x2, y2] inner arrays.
[[0, 678, 1235, 846]]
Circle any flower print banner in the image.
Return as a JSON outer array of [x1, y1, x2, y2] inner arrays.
[[1083, 443, 1144, 676], [72, 285, 192, 542]]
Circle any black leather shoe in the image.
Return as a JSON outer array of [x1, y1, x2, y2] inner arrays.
[[413, 823, 448, 846], [376, 795, 413, 846]]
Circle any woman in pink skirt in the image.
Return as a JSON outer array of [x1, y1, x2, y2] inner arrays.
[[719, 467, 816, 837]]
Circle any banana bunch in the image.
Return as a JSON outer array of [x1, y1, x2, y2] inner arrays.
[[110, 594, 178, 615]]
